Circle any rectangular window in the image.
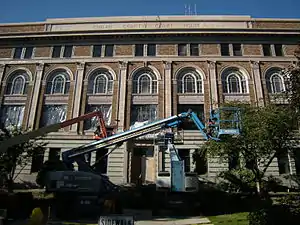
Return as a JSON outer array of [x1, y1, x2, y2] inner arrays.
[[147, 44, 156, 56], [274, 44, 283, 56], [95, 149, 108, 174], [49, 148, 61, 161], [84, 104, 112, 130], [293, 149, 300, 175], [228, 152, 240, 170], [177, 104, 204, 130], [221, 44, 230, 56], [178, 149, 190, 172], [131, 105, 158, 125], [262, 44, 272, 56], [31, 151, 44, 173], [63, 46, 73, 58], [13, 47, 22, 59], [232, 44, 242, 56], [52, 46, 61, 58], [23, 47, 33, 59], [135, 44, 144, 56], [93, 45, 102, 57], [190, 44, 199, 56], [40, 105, 67, 127], [104, 44, 114, 57], [277, 150, 290, 174], [1, 105, 25, 128], [178, 44, 187, 56]]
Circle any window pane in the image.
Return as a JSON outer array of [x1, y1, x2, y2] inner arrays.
[[52, 76, 65, 94], [104, 44, 114, 57], [139, 75, 151, 93], [131, 105, 158, 125], [1, 105, 25, 128], [178, 44, 187, 56], [135, 44, 144, 56], [147, 44, 156, 56], [183, 74, 196, 93], [13, 47, 22, 59], [24, 47, 33, 59], [40, 105, 67, 127], [221, 44, 230, 56], [177, 104, 204, 130], [84, 104, 112, 130], [94, 75, 107, 93], [272, 75, 284, 93], [228, 75, 240, 93], [93, 45, 102, 57], [263, 44, 272, 56], [232, 44, 242, 56], [12, 76, 25, 94], [190, 44, 199, 56], [52, 46, 61, 58], [63, 46, 73, 58], [274, 44, 283, 56]]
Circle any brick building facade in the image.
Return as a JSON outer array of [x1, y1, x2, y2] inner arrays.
[[0, 15, 299, 185]]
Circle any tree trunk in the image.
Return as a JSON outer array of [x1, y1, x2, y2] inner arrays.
[[256, 181, 261, 194]]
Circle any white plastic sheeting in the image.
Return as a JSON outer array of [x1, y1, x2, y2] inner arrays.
[[130, 104, 157, 125], [40, 105, 67, 127], [1, 105, 25, 128], [84, 104, 112, 130]]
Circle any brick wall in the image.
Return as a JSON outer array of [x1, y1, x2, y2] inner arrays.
[[243, 44, 262, 56], [74, 46, 91, 57], [157, 44, 177, 56], [0, 48, 12, 58], [284, 45, 298, 56], [0, 24, 45, 33], [115, 45, 133, 56], [34, 47, 51, 58], [201, 44, 220, 55]]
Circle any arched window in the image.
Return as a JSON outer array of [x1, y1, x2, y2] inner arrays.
[[177, 68, 203, 94], [222, 68, 248, 94], [5, 71, 29, 95], [46, 70, 70, 94], [132, 68, 158, 94], [270, 74, 285, 93], [88, 69, 113, 94], [266, 68, 285, 94]]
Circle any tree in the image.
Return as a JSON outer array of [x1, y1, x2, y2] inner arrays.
[[0, 125, 46, 192], [202, 103, 295, 195], [282, 44, 300, 118]]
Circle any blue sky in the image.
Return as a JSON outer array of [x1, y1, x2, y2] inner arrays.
[[1, 0, 299, 23]]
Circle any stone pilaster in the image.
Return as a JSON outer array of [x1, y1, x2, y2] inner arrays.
[[117, 61, 128, 131], [71, 62, 85, 132], [250, 61, 265, 107], [207, 61, 219, 109], [28, 63, 44, 130], [0, 64, 6, 108], [164, 61, 172, 117]]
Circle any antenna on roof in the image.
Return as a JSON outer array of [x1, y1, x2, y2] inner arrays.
[[184, 3, 198, 15]]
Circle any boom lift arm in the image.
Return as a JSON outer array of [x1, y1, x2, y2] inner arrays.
[[62, 110, 220, 167], [0, 111, 108, 154]]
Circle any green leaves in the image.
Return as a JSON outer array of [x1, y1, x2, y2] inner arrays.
[[200, 103, 295, 194], [0, 126, 46, 191]]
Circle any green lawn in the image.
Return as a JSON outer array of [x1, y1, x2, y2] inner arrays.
[[207, 212, 249, 225]]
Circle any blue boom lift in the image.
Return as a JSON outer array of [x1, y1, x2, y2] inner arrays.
[[44, 108, 241, 218]]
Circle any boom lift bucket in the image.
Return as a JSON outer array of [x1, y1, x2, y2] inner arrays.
[[209, 107, 241, 139]]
